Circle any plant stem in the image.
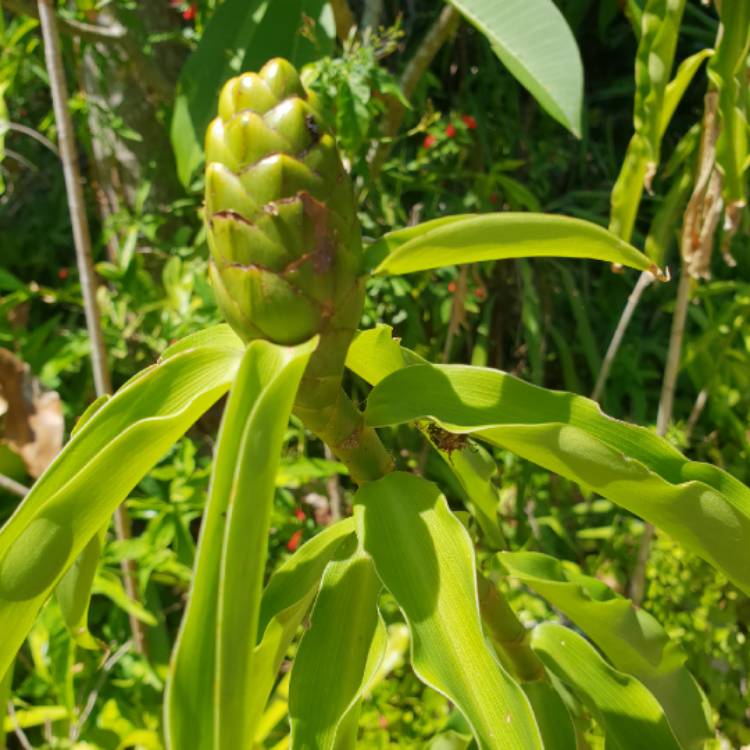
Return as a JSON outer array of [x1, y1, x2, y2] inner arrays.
[[591, 270, 653, 402], [629, 263, 692, 605], [0, 474, 29, 498], [477, 573, 545, 682], [37, 0, 146, 656], [368, 4, 461, 178]]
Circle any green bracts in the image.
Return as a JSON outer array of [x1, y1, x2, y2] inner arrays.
[[205, 58, 364, 350]]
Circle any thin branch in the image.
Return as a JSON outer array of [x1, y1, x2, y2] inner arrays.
[[37, 0, 147, 657], [5, 122, 60, 157], [0, 473, 30, 498], [629, 265, 692, 605], [685, 387, 709, 441], [591, 270, 653, 402], [368, 4, 461, 178], [5, 0, 127, 41], [7, 701, 34, 750]]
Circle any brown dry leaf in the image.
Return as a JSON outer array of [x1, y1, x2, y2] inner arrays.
[[0, 348, 63, 478]]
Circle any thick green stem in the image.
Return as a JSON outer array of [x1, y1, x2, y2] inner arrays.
[[477, 573, 545, 683]]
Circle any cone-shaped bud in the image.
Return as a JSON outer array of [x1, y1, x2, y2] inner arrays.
[[205, 57, 363, 354]]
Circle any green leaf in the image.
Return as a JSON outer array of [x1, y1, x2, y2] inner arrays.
[[365, 213, 661, 277], [660, 49, 713, 136], [364, 358, 750, 594], [0, 338, 243, 681], [522, 682, 576, 750], [500, 550, 712, 749], [445, 0, 583, 136], [165, 337, 316, 750], [530, 623, 682, 750], [55, 528, 106, 650], [0, 659, 12, 749], [290, 538, 385, 749], [170, 0, 334, 187], [248, 519, 356, 743], [355, 472, 543, 749]]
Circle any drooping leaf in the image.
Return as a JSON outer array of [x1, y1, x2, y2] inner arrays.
[[165, 337, 316, 750], [0, 336, 244, 680], [170, 0, 334, 187], [500, 550, 712, 748], [660, 49, 713, 136], [365, 213, 662, 277], [530, 623, 682, 750], [355, 472, 543, 749], [364, 356, 750, 594], [290, 538, 385, 749], [445, 0, 583, 136]]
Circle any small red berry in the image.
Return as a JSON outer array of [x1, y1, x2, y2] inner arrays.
[[294, 508, 306, 521], [447, 281, 457, 293], [58, 268, 69, 280], [423, 133, 437, 149], [182, 3, 197, 20], [475, 287, 487, 300], [287, 530, 303, 552], [445, 123, 457, 138], [461, 114, 477, 130]]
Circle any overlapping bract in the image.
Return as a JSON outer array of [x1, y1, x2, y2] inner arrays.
[[205, 58, 363, 347]]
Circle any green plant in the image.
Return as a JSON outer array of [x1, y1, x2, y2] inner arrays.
[[1, 55, 748, 749]]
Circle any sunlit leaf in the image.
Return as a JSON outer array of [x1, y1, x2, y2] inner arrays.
[[531, 623, 682, 750], [365, 213, 661, 277], [0, 338, 243, 680], [445, 0, 583, 135], [355, 472, 543, 749], [364, 354, 750, 595]]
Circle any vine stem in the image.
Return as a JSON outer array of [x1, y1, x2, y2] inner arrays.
[[629, 264, 692, 605], [37, 0, 146, 656], [591, 270, 653, 402]]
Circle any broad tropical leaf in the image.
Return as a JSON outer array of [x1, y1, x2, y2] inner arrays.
[[445, 0, 583, 136], [363, 353, 750, 595], [166, 337, 316, 750], [355, 472, 544, 749], [500, 550, 712, 748], [0, 333, 244, 680], [365, 213, 662, 277], [531, 623, 682, 750]]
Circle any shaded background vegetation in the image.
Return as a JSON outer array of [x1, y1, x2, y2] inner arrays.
[[0, 0, 748, 747]]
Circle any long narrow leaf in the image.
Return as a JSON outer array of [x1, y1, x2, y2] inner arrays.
[[355, 472, 543, 749], [500, 550, 712, 748], [165, 337, 316, 750], [290, 539, 385, 749], [364, 357, 750, 594], [0, 337, 243, 680], [365, 213, 662, 277], [530, 623, 682, 750]]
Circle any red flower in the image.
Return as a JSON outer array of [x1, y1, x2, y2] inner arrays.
[[447, 281, 457, 293], [182, 3, 197, 20], [423, 133, 437, 149], [461, 114, 477, 130], [475, 287, 487, 300], [57, 267, 69, 281], [294, 508, 306, 521], [287, 530, 303, 552], [445, 123, 457, 138]]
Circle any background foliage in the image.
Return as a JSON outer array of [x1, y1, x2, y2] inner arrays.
[[0, 0, 748, 747]]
